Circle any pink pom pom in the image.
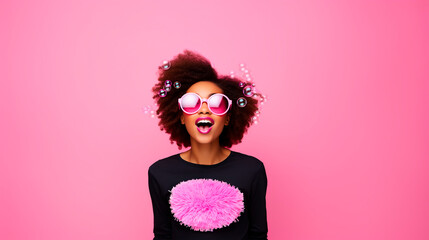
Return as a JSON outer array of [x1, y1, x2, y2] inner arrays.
[[169, 178, 244, 232]]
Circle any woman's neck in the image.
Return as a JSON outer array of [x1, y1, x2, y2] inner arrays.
[[182, 141, 230, 165]]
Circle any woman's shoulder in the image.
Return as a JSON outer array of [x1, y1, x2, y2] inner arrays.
[[148, 153, 180, 174], [231, 150, 265, 169]]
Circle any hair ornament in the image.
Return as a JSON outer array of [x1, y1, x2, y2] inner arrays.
[[160, 60, 171, 70], [173, 81, 181, 89], [237, 97, 247, 107], [158, 88, 167, 97], [157, 80, 175, 97], [164, 80, 172, 87], [233, 63, 268, 125], [243, 85, 254, 97]]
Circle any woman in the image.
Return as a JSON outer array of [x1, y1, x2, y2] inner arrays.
[[148, 50, 268, 240]]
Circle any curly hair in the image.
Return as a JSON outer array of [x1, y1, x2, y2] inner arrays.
[[152, 50, 258, 149]]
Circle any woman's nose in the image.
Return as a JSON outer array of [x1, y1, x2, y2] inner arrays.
[[199, 101, 210, 114]]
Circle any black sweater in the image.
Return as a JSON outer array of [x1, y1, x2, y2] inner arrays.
[[148, 150, 268, 240]]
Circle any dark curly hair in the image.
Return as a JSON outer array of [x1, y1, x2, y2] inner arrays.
[[152, 50, 259, 149]]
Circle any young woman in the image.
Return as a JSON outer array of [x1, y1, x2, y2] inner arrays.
[[148, 50, 268, 240]]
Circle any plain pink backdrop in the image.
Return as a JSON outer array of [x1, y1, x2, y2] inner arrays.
[[1, 0, 428, 239]]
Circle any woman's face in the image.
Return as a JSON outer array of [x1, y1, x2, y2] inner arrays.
[[180, 81, 230, 146]]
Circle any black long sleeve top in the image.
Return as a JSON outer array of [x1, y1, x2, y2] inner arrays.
[[148, 150, 268, 240]]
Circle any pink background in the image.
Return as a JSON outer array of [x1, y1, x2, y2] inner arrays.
[[1, 0, 428, 239]]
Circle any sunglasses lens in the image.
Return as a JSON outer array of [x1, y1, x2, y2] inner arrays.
[[181, 94, 201, 114], [209, 94, 229, 115]]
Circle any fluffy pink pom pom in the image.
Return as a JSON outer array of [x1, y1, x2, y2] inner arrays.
[[169, 178, 244, 232]]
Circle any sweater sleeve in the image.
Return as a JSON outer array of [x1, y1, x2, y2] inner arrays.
[[148, 168, 172, 240], [248, 163, 268, 240]]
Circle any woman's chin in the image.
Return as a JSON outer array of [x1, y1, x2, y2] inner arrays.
[[190, 134, 220, 145], [192, 137, 215, 145]]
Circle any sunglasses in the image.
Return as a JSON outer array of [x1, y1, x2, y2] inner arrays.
[[178, 93, 232, 115]]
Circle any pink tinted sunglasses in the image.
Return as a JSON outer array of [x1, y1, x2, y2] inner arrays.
[[178, 93, 232, 115]]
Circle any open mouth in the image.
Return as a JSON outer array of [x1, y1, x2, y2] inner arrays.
[[195, 117, 214, 134]]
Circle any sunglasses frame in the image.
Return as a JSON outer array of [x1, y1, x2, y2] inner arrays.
[[178, 92, 232, 115]]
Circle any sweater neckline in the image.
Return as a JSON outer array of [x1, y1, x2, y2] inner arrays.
[[177, 150, 234, 168]]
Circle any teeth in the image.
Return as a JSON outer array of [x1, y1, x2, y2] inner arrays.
[[197, 119, 213, 125]]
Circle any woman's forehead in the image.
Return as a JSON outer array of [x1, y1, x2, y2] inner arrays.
[[186, 81, 223, 97]]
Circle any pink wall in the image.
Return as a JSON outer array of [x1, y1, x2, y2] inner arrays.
[[1, 0, 428, 239]]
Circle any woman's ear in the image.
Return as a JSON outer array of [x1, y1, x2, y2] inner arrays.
[[181, 114, 185, 124], [225, 114, 231, 126]]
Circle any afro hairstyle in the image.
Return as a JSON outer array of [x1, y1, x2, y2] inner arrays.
[[152, 50, 258, 149]]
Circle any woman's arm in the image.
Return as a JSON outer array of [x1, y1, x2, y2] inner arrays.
[[148, 168, 172, 240], [248, 163, 268, 240]]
